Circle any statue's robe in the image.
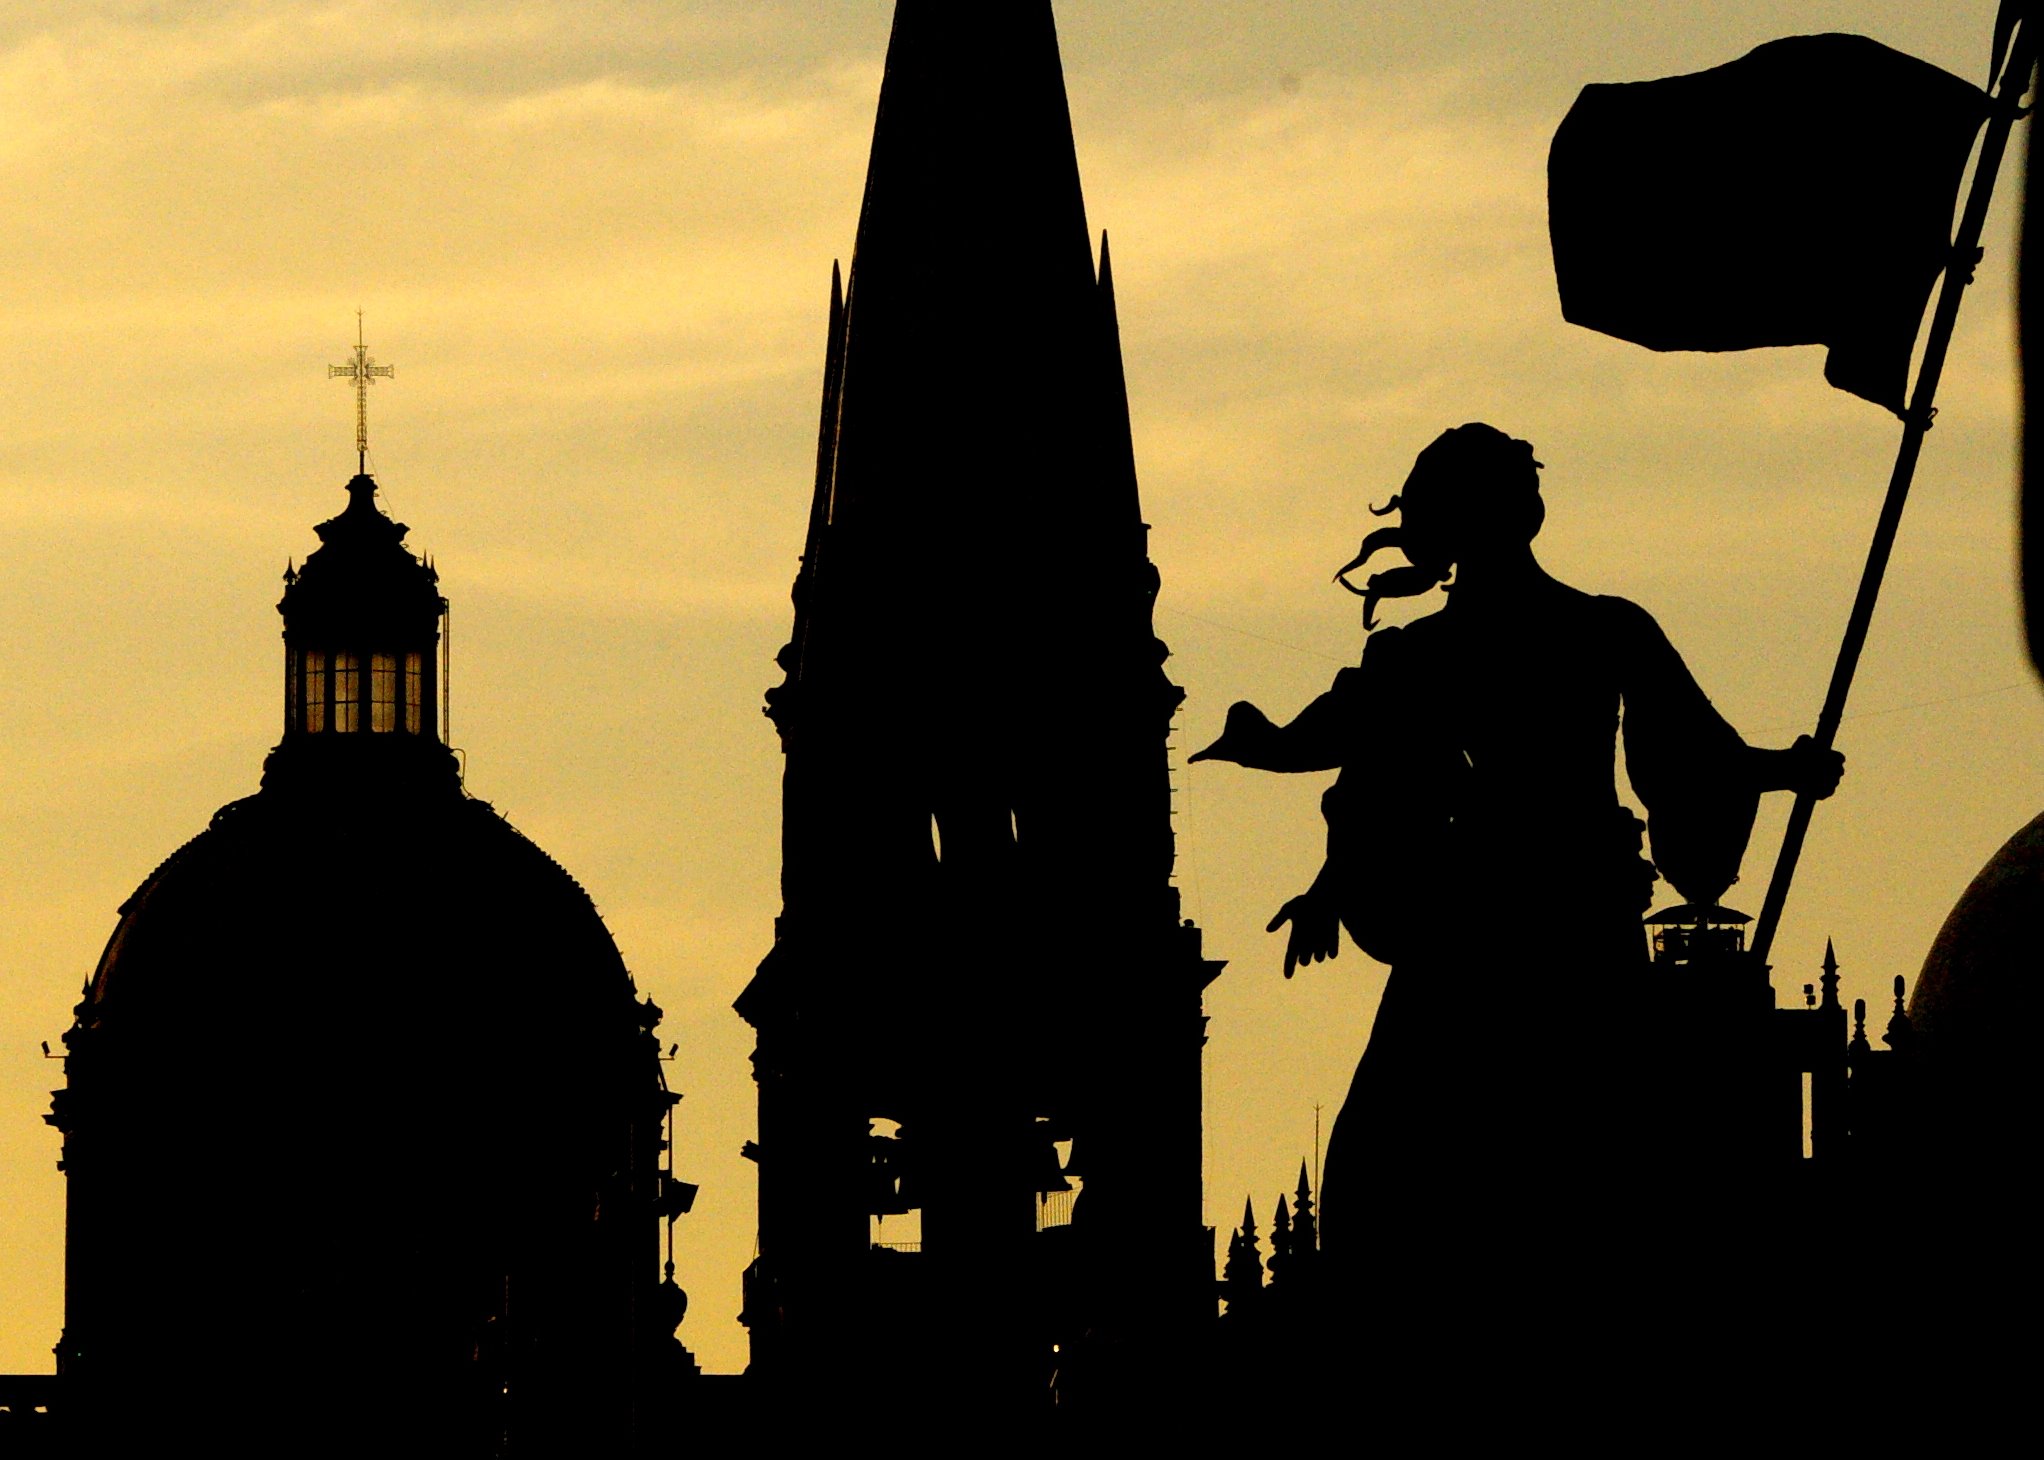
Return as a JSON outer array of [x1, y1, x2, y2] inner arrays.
[[1213, 584, 1759, 1306]]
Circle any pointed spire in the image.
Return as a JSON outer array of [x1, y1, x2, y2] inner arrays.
[[818, 1, 1105, 535], [1095, 228, 1142, 533], [1820, 938, 1842, 1009], [770, 258, 855, 739], [1289, 1160, 1319, 1279], [810, 259, 849, 548], [1222, 1204, 1266, 1316], [1268, 1193, 1294, 1285]]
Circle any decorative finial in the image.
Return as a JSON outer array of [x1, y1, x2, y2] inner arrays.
[[1819, 940, 1842, 1010], [1884, 973, 1915, 1051], [329, 310, 394, 475], [1849, 997, 1871, 1062]]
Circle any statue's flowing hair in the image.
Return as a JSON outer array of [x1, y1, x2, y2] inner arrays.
[[1333, 424, 1544, 629]]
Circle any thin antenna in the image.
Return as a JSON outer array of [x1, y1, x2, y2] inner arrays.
[[329, 309, 394, 476], [1312, 1102, 1323, 1197], [441, 600, 452, 755]]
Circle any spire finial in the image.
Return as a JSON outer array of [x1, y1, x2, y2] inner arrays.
[[1884, 973, 1916, 1051], [330, 310, 394, 475], [1819, 938, 1841, 1009]]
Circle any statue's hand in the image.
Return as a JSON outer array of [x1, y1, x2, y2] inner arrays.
[[1267, 887, 1340, 979], [1787, 735, 1845, 800], [1189, 701, 1278, 766]]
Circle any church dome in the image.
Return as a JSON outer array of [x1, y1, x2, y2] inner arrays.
[[1908, 808, 2041, 1164], [75, 786, 651, 1083], [1913, 809, 2042, 1040], [49, 463, 680, 1451]]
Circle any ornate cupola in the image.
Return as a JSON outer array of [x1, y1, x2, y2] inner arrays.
[[264, 320, 455, 793]]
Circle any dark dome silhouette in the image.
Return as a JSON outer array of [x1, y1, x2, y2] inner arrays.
[[49, 470, 681, 1455], [1910, 808, 2042, 1160]]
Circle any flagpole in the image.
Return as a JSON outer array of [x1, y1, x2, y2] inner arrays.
[[1748, 17, 2038, 971]]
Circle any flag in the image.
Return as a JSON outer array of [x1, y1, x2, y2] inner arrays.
[[1549, 34, 1989, 413]]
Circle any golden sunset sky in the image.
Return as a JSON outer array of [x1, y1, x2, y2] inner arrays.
[[2, 1, 2033, 1377]]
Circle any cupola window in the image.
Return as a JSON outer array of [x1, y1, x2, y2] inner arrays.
[[404, 652, 424, 735], [333, 653, 360, 733], [303, 650, 328, 734], [371, 653, 398, 733]]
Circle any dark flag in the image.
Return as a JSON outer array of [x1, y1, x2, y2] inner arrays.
[[1549, 34, 1988, 413]]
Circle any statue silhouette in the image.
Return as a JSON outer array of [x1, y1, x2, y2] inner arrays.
[[1194, 424, 1842, 1333]]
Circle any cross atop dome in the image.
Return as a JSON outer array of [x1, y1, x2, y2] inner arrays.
[[329, 309, 394, 475]]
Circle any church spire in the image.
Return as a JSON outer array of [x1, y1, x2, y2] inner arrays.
[[810, 0, 1103, 537]]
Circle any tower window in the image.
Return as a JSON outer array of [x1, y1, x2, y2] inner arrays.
[[333, 653, 360, 733], [370, 653, 398, 733], [404, 652, 423, 735], [303, 650, 327, 734]]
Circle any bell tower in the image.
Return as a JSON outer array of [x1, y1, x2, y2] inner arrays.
[[737, 1, 1221, 1420]]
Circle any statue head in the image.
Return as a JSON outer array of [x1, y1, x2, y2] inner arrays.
[[1336, 423, 1545, 627]]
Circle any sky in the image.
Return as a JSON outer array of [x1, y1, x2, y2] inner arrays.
[[1, 1, 2034, 1378]]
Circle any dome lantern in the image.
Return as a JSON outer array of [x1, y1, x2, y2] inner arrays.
[[266, 319, 454, 791]]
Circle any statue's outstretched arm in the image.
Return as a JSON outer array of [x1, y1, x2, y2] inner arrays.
[[1189, 668, 1361, 773]]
